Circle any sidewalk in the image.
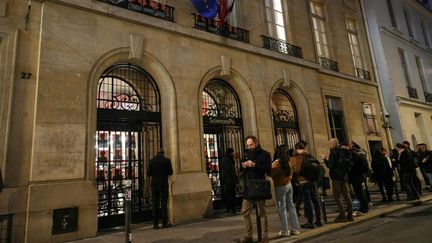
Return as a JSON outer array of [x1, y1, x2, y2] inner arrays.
[[70, 187, 432, 243]]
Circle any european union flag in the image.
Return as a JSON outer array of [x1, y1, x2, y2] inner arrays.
[[191, 0, 218, 19]]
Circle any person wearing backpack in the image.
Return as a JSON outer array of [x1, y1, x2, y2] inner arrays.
[[322, 138, 354, 222], [293, 142, 322, 229], [349, 143, 370, 214], [271, 146, 301, 237]]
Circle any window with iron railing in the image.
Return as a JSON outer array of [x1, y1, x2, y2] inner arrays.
[[421, 21, 430, 48], [415, 56, 429, 100], [326, 96, 347, 143], [398, 48, 412, 87], [386, 0, 398, 28], [362, 103, 379, 135], [403, 7, 414, 38], [310, 1, 329, 58], [346, 18, 370, 80], [424, 92, 432, 103], [407, 86, 419, 99], [265, 0, 288, 41]]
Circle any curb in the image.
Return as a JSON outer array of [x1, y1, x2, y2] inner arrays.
[[270, 194, 432, 242]]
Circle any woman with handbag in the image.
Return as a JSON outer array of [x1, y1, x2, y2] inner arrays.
[[271, 146, 301, 237]]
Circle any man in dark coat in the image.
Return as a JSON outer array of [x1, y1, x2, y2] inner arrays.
[[371, 148, 394, 202], [323, 138, 353, 222], [239, 136, 271, 243], [349, 144, 370, 213], [147, 149, 173, 229], [396, 143, 420, 201], [418, 143, 431, 189], [221, 147, 238, 214], [403, 141, 422, 194]]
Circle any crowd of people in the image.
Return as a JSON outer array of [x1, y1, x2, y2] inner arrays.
[[219, 136, 432, 243], [146, 136, 431, 242]]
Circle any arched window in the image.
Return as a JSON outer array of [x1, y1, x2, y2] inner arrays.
[[201, 79, 244, 210], [271, 89, 300, 149], [97, 64, 160, 112], [95, 63, 161, 229]]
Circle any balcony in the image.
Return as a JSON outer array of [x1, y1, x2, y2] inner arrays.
[[407, 87, 418, 99], [192, 14, 250, 43], [319, 57, 339, 72], [261, 35, 303, 58], [425, 92, 432, 103], [98, 0, 175, 22], [355, 68, 371, 80]]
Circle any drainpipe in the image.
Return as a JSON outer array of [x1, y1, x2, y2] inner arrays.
[[359, 0, 394, 150]]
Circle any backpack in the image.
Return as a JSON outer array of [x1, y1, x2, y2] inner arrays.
[[301, 156, 322, 182], [338, 150, 353, 176]]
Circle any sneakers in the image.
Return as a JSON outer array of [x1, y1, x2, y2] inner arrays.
[[279, 230, 290, 237], [290, 229, 301, 235]]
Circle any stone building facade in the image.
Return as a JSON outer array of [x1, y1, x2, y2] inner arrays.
[[362, 0, 432, 147], [1, 0, 388, 242]]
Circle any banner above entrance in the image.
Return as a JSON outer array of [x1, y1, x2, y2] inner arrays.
[[203, 116, 241, 126]]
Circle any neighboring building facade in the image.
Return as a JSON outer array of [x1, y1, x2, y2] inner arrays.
[[1, 0, 388, 242], [362, 0, 432, 147]]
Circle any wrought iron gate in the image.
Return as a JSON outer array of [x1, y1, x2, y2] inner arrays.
[[96, 63, 161, 229], [272, 89, 300, 149], [202, 80, 244, 210]]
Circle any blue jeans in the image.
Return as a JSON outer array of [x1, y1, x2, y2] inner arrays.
[[275, 182, 300, 231]]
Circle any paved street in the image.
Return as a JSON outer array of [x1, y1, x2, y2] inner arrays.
[[69, 187, 432, 243], [305, 201, 432, 243]]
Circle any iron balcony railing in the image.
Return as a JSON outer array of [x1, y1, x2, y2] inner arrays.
[[98, 0, 175, 22], [407, 86, 419, 99], [319, 57, 339, 72], [424, 91, 432, 103], [261, 35, 303, 58], [355, 68, 371, 80], [192, 14, 250, 43]]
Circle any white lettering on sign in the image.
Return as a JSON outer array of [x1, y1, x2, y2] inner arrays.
[[208, 117, 236, 125]]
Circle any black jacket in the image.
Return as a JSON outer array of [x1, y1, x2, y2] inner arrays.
[[324, 147, 352, 182], [242, 145, 271, 180], [147, 154, 173, 189], [221, 155, 238, 185], [349, 148, 369, 183], [371, 153, 393, 181], [419, 150, 432, 173], [397, 150, 416, 173]]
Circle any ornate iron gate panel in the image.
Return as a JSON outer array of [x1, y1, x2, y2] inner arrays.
[[202, 80, 244, 210], [0, 214, 13, 243], [272, 89, 301, 149], [96, 63, 161, 229]]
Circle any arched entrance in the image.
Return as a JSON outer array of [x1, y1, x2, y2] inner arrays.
[[201, 79, 244, 211], [95, 63, 161, 229], [271, 89, 301, 149]]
